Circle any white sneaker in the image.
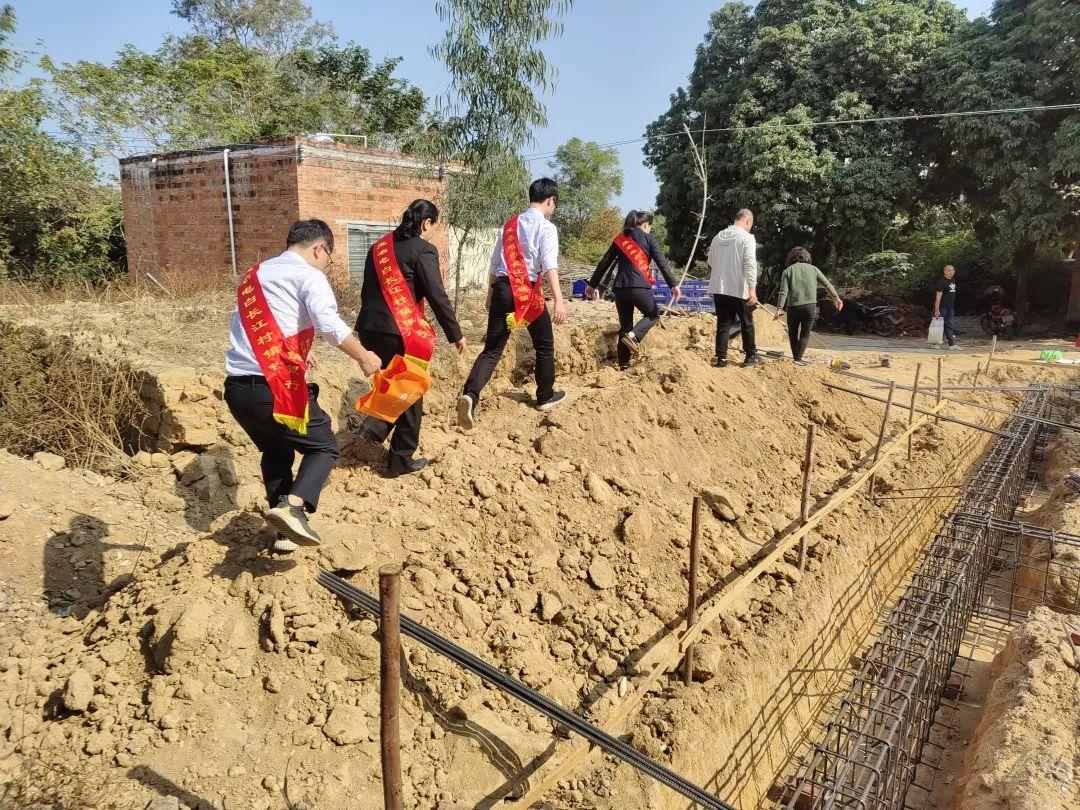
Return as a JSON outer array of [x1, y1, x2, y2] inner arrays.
[[271, 535, 298, 553], [264, 499, 321, 546], [456, 393, 476, 429]]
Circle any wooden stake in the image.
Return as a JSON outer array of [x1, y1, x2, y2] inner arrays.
[[907, 363, 922, 461], [798, 423, 817, 571], [936, 357, 943, 426], [973, 361, 981, 388], [988, 334, 998, 369], [682, 496, 702, 687], [870, 381, 896, 499], [379, 566, 404, 810]]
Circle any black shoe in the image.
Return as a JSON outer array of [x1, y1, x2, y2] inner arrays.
[[537, 390, 566, 411], [357, 417, 388, 445], [742, 354, 765, 368], [712, 357, 729, 368], [387, 457, 428, 478], [264, 498, 321, 546]]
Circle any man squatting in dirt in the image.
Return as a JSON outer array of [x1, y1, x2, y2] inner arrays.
[[457, 177, 569, 429], [585, 209, 681, 370], [223, 219, 383, 552]]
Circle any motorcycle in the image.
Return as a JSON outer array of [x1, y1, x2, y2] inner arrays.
[[979, 286, 1017, 338], [820, 299, 901, 337]]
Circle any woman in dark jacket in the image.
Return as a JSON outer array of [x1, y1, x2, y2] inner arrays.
[[355, 199, 465, 476], [774, 246, 843, 364], [586, 210, 681, 369]]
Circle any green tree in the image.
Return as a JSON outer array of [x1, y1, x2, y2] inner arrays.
[[45, 0, 426, 157], [644, 0, 964, 272], [0, 7, 122, 281], [548, 137, 623, 239], [922, 0, 1080, 327], [427, 0, 572, 306]]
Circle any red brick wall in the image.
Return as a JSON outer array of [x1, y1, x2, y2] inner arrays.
[[295, 142, 451, 282], [120, 139, 455, 288]]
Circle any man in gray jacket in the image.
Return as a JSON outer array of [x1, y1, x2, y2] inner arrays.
[[707, 208, 762, 367]]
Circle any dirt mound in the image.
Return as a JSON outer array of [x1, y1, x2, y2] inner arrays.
[[0, 293, 1018, 808], [958, 606, 1080, 810]]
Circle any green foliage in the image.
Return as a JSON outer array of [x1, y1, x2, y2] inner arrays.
[[560, 205, 622, 264], [839, 250, 915, 298], [548, 137, 623, 238], [45, 0, 426, 156], [921, 0, 1080, 320], [0, 7, 123, 282], [427, 0, 572, 303], [645, 0, 965, 268]]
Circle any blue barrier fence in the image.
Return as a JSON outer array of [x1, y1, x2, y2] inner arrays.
[[572, 278, 715, 313]]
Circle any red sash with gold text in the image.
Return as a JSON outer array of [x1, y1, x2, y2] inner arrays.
[[237, 265, 314, 434], [503, 216, 547, 331], [613, 233, 654, 286], [372, 233, 436, 367]]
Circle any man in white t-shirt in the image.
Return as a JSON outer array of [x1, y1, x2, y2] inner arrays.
[[224, 220, 381, 552], [457, 178, 568, 428]]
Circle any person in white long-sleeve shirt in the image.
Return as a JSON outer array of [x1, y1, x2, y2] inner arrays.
[[224, 219, 381, 552], [706, 208, 762, 368]]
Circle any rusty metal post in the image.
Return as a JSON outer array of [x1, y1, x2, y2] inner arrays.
[[907, 363, 922, 461], [798, 423, 817, 571], [972, 361, 982, 389], [379, 566, 404, 810], [936, 357, 943, 426], [682, 496, 702, 686], [869, 381, 896, 499]]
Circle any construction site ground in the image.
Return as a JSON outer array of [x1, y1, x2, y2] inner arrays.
[[0, 288, 1077, 810]]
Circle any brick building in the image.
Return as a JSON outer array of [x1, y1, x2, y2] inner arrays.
[[119, 137, 488, 290]]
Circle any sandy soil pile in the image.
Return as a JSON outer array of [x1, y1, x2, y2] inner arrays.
[[0, 291, 1044, 809], [958, 606, 1080, 810]]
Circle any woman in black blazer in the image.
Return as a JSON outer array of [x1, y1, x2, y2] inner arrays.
[[586, 210, 681, 369], [355, 199, 465, 477]]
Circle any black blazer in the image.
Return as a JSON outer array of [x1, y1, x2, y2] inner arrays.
[[354, 236, 463, 344], [588, 227, 676, 290]]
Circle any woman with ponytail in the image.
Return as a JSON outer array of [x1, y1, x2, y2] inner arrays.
[[586, 210, 681, 369], [354, 199, 465, 476]]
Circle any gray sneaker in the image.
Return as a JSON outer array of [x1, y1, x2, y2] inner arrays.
[[456, 393, 476, 429], [620, 333, 641, 355], [264, 498, 321, 546]]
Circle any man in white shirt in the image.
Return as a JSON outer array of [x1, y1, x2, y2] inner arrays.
[[224, 220, 381, 551], [457, 178, 568, 427], [707, 208, 763, 368]]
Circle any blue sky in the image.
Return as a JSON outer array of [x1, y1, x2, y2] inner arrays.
[[10, 0, 994, 209]]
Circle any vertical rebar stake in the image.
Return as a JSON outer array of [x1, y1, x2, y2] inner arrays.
[[799, 423, 817, 571], [972, 361, 982, 389], [380, 565, 404, 810], [908, 363, 922, 461], [988, 334, 998, 371], [683, 496, 702, 687], [936, 357, 943, 426], [870, 381, 896, 500]]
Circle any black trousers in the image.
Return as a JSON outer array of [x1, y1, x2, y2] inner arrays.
[[786, 303, 818, 361], [357, 329, 423, 469], [713, 294, 757, 361], [224, 376, 339, 512], [614, 287, 661, 368], [463, 278, 555, 405]]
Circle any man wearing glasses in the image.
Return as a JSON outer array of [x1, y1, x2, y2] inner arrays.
[[457, 177, 568, 427], [224, 219, 382, 552]]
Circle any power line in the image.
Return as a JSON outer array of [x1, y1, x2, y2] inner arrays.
[[520, 103, 1080, 162]]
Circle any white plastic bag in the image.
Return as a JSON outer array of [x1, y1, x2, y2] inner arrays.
[[927, 317, 944, 345]]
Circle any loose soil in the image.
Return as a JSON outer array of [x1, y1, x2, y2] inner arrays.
[[0, 289, 1073, 809]]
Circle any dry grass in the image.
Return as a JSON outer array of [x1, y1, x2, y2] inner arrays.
[[0, 321, 147, 474], [0, 753, 124, 810]]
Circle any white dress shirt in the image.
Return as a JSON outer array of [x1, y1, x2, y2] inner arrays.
[[224, 250, 353, 377], [489, 207, 560, 283]]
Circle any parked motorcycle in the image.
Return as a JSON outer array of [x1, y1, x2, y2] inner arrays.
[[979, 285, 1017, 338], [820, 299, 901, 337]]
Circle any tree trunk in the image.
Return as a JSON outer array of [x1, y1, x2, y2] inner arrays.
[[452, 223, 472, 314], [1013, 240, 1037, 332]]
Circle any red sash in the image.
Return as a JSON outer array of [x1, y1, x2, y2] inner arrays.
[[503, 216, 547, 331], [237, 265, 314, 434], [613, 233, 654, 286], [371, 233, 436, 367]]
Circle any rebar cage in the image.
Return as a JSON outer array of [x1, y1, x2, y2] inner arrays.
[[783, 385, 1068, 809]]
